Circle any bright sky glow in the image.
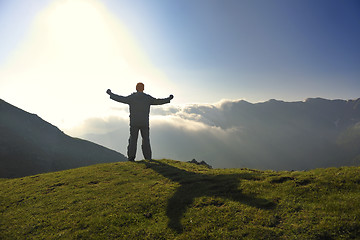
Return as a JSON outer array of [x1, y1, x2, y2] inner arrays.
[[0, 0, 173, 128], [1, 0, 360, 131]]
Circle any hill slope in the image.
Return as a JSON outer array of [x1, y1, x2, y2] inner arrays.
[[0, 99, 127, 178], [1, 159, 360, 239]]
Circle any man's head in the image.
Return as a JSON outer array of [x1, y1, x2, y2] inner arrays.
[[136, 82, 144, 92]]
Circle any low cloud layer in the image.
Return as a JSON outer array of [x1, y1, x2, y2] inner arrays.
[[68, 98, 360, 170]]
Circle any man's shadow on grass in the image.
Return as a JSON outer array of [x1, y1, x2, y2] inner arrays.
[[141, 160, 275, 233]]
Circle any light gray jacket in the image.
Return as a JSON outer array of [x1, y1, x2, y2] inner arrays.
[[109, 92, 171, 126]]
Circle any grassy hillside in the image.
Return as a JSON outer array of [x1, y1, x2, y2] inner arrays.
[[1, 159, 360, 239]]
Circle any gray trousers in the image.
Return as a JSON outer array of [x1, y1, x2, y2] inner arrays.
[[127, 126, 152, 160]]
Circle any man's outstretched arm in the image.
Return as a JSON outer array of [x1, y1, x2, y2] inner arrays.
[[106, 89, 129, 104], [151, 95, 174, 105]]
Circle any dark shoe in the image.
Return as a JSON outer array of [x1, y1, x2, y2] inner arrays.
[[128, 157, 135, 162]]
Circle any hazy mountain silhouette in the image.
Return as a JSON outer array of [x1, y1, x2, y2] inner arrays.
[[172, 97, 360, 169], [80, 97, 360, 170], [0, 99, 127, 178]]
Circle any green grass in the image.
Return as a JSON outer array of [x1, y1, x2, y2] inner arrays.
[[1, 159, 360, 239]]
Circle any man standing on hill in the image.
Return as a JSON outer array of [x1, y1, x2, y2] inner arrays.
[[106, 83, 174, 161]]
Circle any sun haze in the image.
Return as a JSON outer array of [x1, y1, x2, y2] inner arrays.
[[0, 0, 172, 129]]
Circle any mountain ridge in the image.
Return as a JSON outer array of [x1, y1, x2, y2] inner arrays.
[[144, 96, 360, 169], [0, 99, 127, 178]]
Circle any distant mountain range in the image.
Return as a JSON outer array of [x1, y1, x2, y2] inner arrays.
[[80, 97, 360, 170], [0, 99, 127, 178], [182, 97, 360, 169], [2, 97, 360, 177]]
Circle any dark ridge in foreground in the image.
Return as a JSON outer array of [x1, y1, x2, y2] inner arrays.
[[0, 99, 127, 178]]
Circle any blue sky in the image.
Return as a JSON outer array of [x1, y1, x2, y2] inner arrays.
[[0, 0, 360, 129], [102, 0, 360, 101]]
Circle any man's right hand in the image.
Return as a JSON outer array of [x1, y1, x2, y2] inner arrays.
[[106, 89, 112, 95]]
